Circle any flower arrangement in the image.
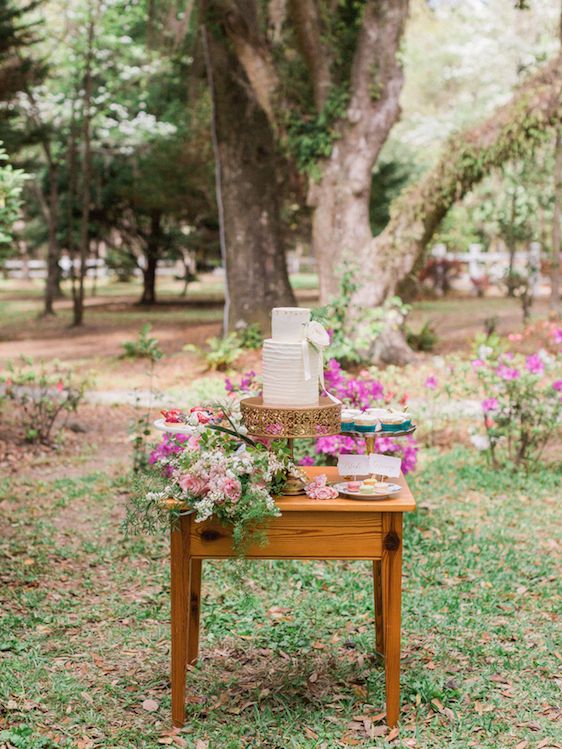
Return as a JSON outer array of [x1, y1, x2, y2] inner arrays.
[[471, 348, 561, 469], [129, 404, 294, 551]]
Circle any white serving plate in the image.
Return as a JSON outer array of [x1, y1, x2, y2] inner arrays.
[[333, 482, 401, 501], [153, 418, 193, 434]]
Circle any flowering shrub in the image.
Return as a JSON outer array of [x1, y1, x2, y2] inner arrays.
[[472, 349, 561, 469], [226, 361, 418, 474], [0, 357, 87, 444], [129, 406, 295, 552]]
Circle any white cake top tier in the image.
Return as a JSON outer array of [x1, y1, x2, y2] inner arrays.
[[271, 307, 311, 343]]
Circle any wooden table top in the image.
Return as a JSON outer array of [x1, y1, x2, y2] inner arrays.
[[276, 466, 416, 513]]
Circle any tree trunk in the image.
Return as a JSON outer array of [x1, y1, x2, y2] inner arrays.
[[351, 52, 562, 309], [202, 4, 295, 333], [43, 164, 59, 315], [73, 9, 95, 327], [308, 0, 409, 303], [140, 209, 161, 305], [551, 127, 562, 313]]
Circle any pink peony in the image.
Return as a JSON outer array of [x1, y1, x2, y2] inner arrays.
[[552, 380, 562, 392], [481, 397, 499, 413], [525, 354, 544, 375], [178, 473, 208, 497]]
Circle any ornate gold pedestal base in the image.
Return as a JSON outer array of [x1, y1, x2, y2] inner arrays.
[[282, 475, 307, 495]]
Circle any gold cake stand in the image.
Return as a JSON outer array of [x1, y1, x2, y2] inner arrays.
[[240, 396, 341, 494]]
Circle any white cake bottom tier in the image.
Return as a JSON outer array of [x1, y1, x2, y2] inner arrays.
[[262, 339, 320, 407]]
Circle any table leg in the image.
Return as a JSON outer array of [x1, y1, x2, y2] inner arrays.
[[382, 513, 403, 727], [188, 559, 202, 665], [372, 560, 384, 655], [171, 516, 191, 727]]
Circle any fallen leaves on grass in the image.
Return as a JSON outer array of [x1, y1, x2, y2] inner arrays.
[[142, 699, 159, 712]]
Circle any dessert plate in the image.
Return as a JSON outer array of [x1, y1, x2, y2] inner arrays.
[[154, 418, 192, 434], [333, 482, 402, 500]]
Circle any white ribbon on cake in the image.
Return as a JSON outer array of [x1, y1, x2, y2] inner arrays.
[[301, 321, 341, 404]]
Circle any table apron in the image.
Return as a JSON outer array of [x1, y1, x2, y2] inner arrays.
[[188, 510, 384, 560]]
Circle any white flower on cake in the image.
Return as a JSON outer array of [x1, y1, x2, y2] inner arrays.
[[306, 320, 330, 350]]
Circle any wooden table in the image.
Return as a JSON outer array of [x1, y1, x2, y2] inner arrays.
[[170, 466, 416, 728]]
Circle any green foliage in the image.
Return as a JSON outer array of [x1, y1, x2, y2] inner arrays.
[[285, 89, 349, 177], [202, 333, 243, 372], [0, 726, 68, 749], [236, 322, 263, 350], [313, 262, 411, 365], [0, 357, 88, 443], [0, 142, 26, 253], [120, 324, 163, 362], [406, 321, 438, 352]]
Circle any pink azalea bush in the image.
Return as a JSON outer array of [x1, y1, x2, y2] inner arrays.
[[225, 361, 418, 474], [472, 348, 561, 469]]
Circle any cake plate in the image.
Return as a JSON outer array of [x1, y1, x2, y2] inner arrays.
[[240, 396, 342, 494]]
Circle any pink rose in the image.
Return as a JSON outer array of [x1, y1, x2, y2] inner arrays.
[[178, 473, 208, 497], [223, 477, 241, 503], [314, 485, 338, 500]]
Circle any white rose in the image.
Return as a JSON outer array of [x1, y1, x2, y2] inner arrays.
[[306, 321, 330, 349]]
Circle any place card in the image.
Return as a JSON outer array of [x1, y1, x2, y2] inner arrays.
[[369, 453, 402, 477], [337, 454, 372, 476], [337, 453, 402, 477]]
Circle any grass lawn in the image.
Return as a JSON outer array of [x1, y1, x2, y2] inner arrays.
[[1, 447, 560, 748]]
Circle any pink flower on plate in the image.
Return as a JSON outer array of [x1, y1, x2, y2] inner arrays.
[[496, 363, 520, 381], [191, 407, 213, 425], [525, 354, 544, 375], [424, 375, 438, 390], [178, 473, 208, 497], [481, 397, 499, 413]]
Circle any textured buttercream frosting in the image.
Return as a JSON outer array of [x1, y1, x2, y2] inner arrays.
[[262, 307, 321, 407]]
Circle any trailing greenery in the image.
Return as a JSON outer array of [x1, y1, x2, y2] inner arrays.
[[285, 89, 349, 177]]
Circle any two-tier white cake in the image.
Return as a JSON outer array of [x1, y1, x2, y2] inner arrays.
[[262, 307, 322, 407]]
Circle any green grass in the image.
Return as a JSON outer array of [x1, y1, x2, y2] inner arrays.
[[1, 449, 560, 747]]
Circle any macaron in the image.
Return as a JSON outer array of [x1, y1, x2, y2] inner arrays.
[[341, 408, 360, 430], [359, 484, 373, 494], [354, 415, 378, 432], [346, 481, 361, 492]]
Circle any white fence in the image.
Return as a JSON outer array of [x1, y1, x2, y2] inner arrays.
[[1, 257, 185, 280], [431, 242, 543, 291]]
